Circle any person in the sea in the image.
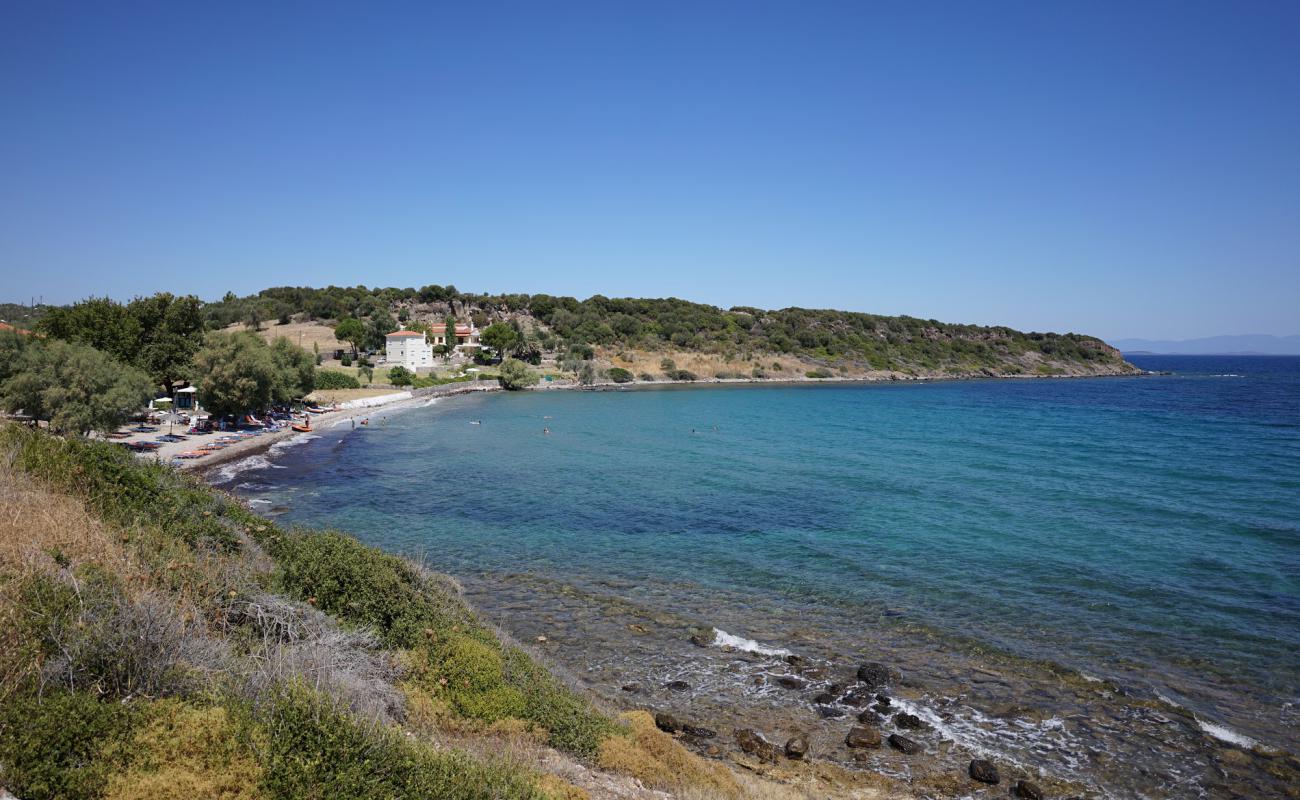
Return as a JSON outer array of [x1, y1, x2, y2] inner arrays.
[[543, 427, 550, 435]]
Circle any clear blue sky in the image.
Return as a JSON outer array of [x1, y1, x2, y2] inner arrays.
[[2, 1, 1297, 340]]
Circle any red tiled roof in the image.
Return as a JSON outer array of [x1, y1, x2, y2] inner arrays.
[[386, 330, 425, 338], [429, 323, 474, 335]]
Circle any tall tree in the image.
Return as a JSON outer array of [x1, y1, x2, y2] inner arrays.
[[35, 297, 141, 364], [480, 323, 519, 363], [0, 338, 153, 435], [190, 332, 278, 417], [363, 310, 397, 352], [269, 337, 316, 403], [127, 293, 205, 394], [334, 318, 364, 359]]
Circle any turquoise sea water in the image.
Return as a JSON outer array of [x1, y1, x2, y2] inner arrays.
[[225, 355, 1299, 794]]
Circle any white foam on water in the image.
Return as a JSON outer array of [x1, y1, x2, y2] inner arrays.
[[340, 391, 411, 409], [214, 454, 281, 484], [1195, 718, 1259, 748], [711, 629, 791, 657], [269, 432, 319, 452]]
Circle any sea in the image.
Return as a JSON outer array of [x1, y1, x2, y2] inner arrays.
[[218, 355, 1300, 798]]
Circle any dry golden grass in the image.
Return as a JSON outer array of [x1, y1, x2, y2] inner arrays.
[[536, 774, 590, 800], [606, 347, 812, 380], [305, 387, 408, 403], [228, 320, 341, 353], [596, 710, 742, 799], [103, 700, 265, 800]]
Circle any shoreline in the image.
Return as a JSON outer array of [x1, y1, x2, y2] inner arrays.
[[161, 365, 1146, 474]]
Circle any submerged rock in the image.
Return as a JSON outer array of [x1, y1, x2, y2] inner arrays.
[[845, 726, 883, 749], [969, 759, 1001, 784], [1014, 779, 1045, 799], [840, 687, 874, 707], [689, 629, 716, 647], [784, 734, 809, 760], [663, 679, 690, 692], [621, 683, 642, 693], [813, 691, 838, 705], [856, 662, 891, 689], [682, 724, 716, 739], [775, 675, 806, 690], [888, 733, 922, 754], [817, 705, 847, 718], [735, 728, 780, 762], [857, 709, 883, 725], [894, 711, 927, 730]]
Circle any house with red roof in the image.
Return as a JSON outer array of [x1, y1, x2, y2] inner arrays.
[[385, 328, 434, 370]]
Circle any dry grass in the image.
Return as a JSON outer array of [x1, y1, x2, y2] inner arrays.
[[102, 700, 265, 800], [228, 320, 341, 353], [304, 387, 408, 403], [596, 711, 742, 799], [606, 348, 815, 380]]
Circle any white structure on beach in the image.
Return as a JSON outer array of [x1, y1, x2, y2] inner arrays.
[[385, 328, 433, 370]]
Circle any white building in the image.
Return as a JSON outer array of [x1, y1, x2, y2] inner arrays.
[[385, 329, 433, 371], [430, 321, 481, 350]]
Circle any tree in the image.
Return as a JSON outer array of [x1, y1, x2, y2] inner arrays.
[[357, 365, 373, 385], [127, 293, 205, 394], [191, 332, 279, 417], [245, 304, 264, 331], [269, 337, 316, 403], [443, 315, 457, 351], [35, 297, 142, 364], [388, 366, 413, 386], [364, 311, 397, 352], [607, 367, 633, 383], [480, 323, 519, 363], [334, 318, 364, 359], [496, 359, 538, 390], [0, 338, 153, 435]]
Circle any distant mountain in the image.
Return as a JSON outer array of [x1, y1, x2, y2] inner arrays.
[[1111, 334, 1300, 355]]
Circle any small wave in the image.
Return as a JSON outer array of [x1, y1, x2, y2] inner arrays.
[[269, 432, 320, 451], [1195, 718, 1258, 748], [214, 454, 281, 483], [711, 629, 791, 657], [247, 497, 272, 507]]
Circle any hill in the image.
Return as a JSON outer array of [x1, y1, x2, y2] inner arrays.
[[1112, 334, 1300, 355], [202, 286, 1137, 379]]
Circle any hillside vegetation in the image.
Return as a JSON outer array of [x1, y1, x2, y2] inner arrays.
[[198, 286, 1133, 377], [0, 425, 857, 800]]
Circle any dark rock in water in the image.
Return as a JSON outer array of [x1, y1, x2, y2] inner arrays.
[[817, 705, 847, 718], [775, 675, 806, 690], [689, 630, 716, 647], [856, 662, 891, 689], [888, 733, 922, 754], [735, 729, 780, 762], [621, 683, 642, 693], [784, 654, 805, 666], [654, 713, 681, 733], [840, 687, 874, 707], [875, 693, 892, 706], [826, 682, 846, 695], [813, 691, 838, 705], [969, 759, 1000, 784], [845, 726, 883, 749], [682, 724, 716, 739], [663, 680, 690, 692], [857, 710, 883, 725], [1014, 779, 1045, 799], [894, 712, 927, 730], [871, 702, 892, 714], [784, 734, 809, 760]]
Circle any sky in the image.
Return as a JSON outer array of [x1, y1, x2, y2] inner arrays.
[[2, 1, 1298, 341]]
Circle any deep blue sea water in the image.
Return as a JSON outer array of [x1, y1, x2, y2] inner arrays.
[[224, 356, 1299, 793]]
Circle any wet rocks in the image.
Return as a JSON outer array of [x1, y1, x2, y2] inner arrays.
[[840, 687, 874, 707], [845, 725, 883, 749], [817, 705, 847, 718], [689, 629, 716, 647], [735, 729, 780, 762], [894, 711, 927, 730], [775, 675, 806, 690], [888, 733, 922, 754], [1014, 779, 1045, 799], [654, 713, 681, 733], [856, 662, 891, 689], [682, 724, 716, 739], [857, 709, 883, 725], [663, 680, 690, 692], [812, 691, 838, 705], [784, 734, 809, 760], [969, 759, 1001, 784], [621, 683, 642, 693]]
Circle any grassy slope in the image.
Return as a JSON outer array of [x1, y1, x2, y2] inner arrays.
[[0, 425, 818, 800]]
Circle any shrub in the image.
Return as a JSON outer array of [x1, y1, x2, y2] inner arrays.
[[0, 689, 142, 800], [806, 368, 834, 379], [388, 366, 414, 386], [637, 373, 656, 382], [712, 371, 742, 380], [606, 367, 633, 383], [751, 368, 766, 379], [666, 369, 696, 381], [340, 354, 352, 367], [314, 370, 360, 390], [257, 682, 541, 800], [498, 359, 539, 390], [659, 358, 676, 372], [596, 711, 740, 798]]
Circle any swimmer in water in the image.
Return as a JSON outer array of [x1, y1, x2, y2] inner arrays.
[[543, 427, 550, 435]]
